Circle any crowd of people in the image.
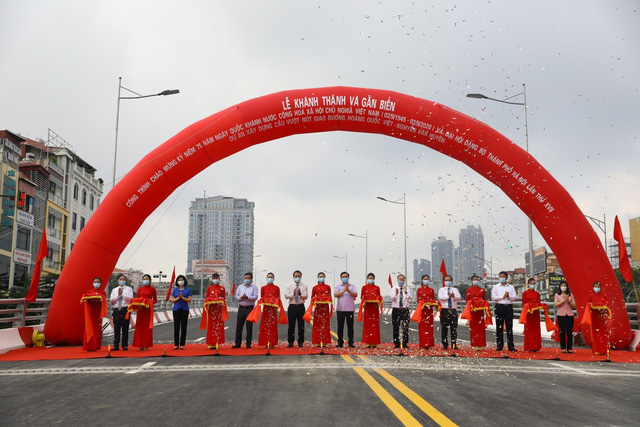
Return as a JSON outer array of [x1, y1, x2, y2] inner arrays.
[[79, 270, 612, 355]]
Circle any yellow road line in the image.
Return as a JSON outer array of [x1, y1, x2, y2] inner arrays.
[[341, 355, 423, 426], [375, 368, 458, 427]]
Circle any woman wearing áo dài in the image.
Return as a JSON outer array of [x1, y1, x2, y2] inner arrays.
[[80, 277, 108, 351], [131, 274, 158, 350], [358, 273, 382, 348], [248, 272, 287, 348], [520, 278, 544, 352], [200, 273, 229, 349], [411, 274, 439, 349], [461, 274, 491, 351], [581, 281, 611, 355], [303, 272, 333, 347]]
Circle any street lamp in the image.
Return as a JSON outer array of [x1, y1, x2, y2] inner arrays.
[[377, 193, 407, 276], [473, 255, 493, 285], [113, 77, 179, 188], [153, 270, 167, 285], [348, 231, 368, 274], [333, 254, 348, 271], [467, 84, 534, 280]]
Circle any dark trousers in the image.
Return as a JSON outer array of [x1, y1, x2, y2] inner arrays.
[[287, 304, 306, 345], [112, 308, 129, 349], [173, 309, 189, 346], [336, 311, 354, 346], [557, 315, 574, 350], [392, 307, 410, 346], [495, 304, 515, 350], [440, 308, 458, 348], [235, 305, 254, 346]]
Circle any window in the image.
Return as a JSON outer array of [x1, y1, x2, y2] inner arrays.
[[80, 217, 85, 230], [73, 184, 78, 199], [71, 213, 77, 231], [89, 194, 94, 210], [16, 228, 30, 251], [82, 189, 86, 205]]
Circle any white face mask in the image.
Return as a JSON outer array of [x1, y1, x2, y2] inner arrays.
[[560, 286, 567, 292], [593, 287, 601, 294], [367, 279, 374, 285], [472, 280, 480, 285], [422, 280, 430, 285], [118, 280, 126, 287], [294, 277, 301, 283], [499, 278, 507, 284], [445, 281, 452, 287], [528, 284, 535, 290], [212, 279, 220, 285], [142, 280, 150, 286], [318, 277, 325, 283], [93, 282, 101, 289], [177, 280, 185, 286]]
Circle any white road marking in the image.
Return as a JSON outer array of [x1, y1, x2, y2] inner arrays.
[[549, 362, 594, 376], [125, 361, 157, 375]]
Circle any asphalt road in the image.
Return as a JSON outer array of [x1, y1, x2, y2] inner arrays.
[[1, 313, 638, 426]]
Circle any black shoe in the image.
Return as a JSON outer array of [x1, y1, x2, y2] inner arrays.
[[394, 344, 400, 349], [246, 344, 251, 349], [174, 346, 179, 350], [442, 345, 448, 350], [232, 344, 241, 349], [287, 343, 294, 348], [496, 347, 503, 351], [122, 347, 128, 351], [336, 344, 343, 348], [348, 344, 355, 348], [508, 348, 517, 352], [567, 350, 573, 354], [298, 342, 304, 348], [112, 347, 120, 351]]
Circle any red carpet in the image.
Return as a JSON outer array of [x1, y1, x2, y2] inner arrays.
[[1, 342, 638, 363]]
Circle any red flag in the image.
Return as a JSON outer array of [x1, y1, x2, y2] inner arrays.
[[614, 216, 633, 282], [439, 258, 448, 286], [165, 266, 176, 301], [388, 274, 393, 288], [25, 229, 48, 303], [231, 281, 236, 295]]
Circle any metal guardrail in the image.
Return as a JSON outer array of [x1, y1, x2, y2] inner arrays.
[[0, 299, 51, 328], [1, 298, 637, 329]]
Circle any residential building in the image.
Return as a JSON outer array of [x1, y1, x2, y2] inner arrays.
[[458, 225, 485, 284], [187, 195, 254, 289], [412, 258, 431, 286]]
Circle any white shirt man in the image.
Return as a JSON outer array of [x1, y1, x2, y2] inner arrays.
[[437, 276, 461, 350]]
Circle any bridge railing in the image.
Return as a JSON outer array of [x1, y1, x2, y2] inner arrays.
[[0, 299, 51, 328]]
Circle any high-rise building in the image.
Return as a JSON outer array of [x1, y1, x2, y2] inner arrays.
[[431, 236, 454, 284], [630, 217, 639, 269], [412, 258, 431, 286], [187, 195, 254, 290], [459, 225, 485, 284]]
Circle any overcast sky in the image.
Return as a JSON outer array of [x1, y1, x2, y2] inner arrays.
[[1, 0, 638, 291]]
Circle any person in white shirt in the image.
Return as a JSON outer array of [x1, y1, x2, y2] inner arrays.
[[284, 270, 308, 348], [491, 271, 518, 351], [390, 274, 412, 348], [109, 274, 134, 351], [437, 275, 461, 350]]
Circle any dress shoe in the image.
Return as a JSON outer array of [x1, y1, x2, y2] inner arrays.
[[112, 347, 120, 351], [174, 346, 179, 350], [567, 350, 573, 354], [287, 344, 294, 348], [508, 348, 517, 352], [246, 344, 251, 349], [122, 347, 128, 351], [232, 344, 241, 349], [394, 344, 400, 349], [348, 344, 355, 348], [298, 342, 304, 348], [496, 347, 503, 351], [336, 344, 343, 348]]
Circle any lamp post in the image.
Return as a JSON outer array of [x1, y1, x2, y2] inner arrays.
[[348, 231, 368, 274], [333, 254, 348, 271], [473, 255, 493, 286], [467, 84, 534, 279], [377, 193, 407, 276], [113, 77, 179, 188], [585, 214, 607, 250]]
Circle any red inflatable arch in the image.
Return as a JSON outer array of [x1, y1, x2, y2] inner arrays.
[[43, 87, 633, 348]]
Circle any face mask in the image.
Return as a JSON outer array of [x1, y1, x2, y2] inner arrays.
[[318, 277, 325, 283], [341, 277, 349, 284], [177, 280, 185, 286], [244, 279, 251, 285], [93, 282, 100, 289], [594, 287, 601, 294], [560, 286, 567, 292], [472, 280, 480, 285], [267, 277, 274, 284], [212, 279, 220, 285], [367, 279, 374, 285], [423, 280, 430, 285], [499, 278, 507, 284], [528, 284, 535, 290], [398, 281, 405, 287], [445, 281, 452, 287], [143, 280, 150, 286], [294, 277, 301, 283], [119, 280, 126, 286]]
